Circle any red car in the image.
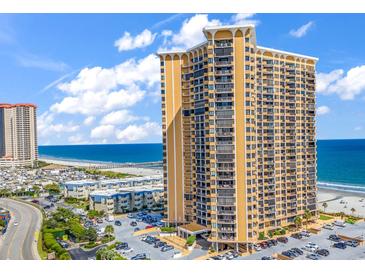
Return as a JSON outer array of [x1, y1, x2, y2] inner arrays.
[[145, 225, 154, 229]]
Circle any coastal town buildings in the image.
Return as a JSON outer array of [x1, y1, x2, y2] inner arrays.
[[63, 175, 162, 199], [0, 103, 38, 168], [89, 187, 164, 215], [62, 175, 164, 213], [158, 24, 317, 250]]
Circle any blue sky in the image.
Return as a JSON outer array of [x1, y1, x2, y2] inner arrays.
[[0, 13, 365, 145]]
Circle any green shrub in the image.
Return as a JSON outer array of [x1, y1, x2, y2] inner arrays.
[[186, 235, 196, 246], [160, 227, 176, 233], [84, 242, 99, 249], [258, 232, 265, 240]]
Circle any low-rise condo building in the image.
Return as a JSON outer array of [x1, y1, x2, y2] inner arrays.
[[0, 103, 38, 167], [89, 187, 164, 214], [63, 175, 162, 199], [158, 24, 317, 250]]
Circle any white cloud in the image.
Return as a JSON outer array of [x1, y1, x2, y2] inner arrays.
[[16, 53, 68, 71], [100, 110, 139, 125], [317, 65, 365, 100], [50, 54, 160, 116], [37, 112, 79, 137], [354, 126, 363, 131], [114, 29, 156, 52], [289, 21, 314, 38], [68, 134, 87, 144], [116, 122, 161, 143], [231, 13, 260, 26], [90, 125, 115, 139], [83, 116, 95, 126], [316, 105, 331, 116], [161, 14, 221, 51]]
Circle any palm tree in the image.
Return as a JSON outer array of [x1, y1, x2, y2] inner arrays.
[[303, 209, 312, 230], [104, 225, 114, 242], [294, 216, 302, 230], [351, 208, 356, 216], [322, 202, 328, 213]]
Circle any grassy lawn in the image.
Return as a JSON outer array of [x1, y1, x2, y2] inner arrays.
[[77, 168, 137, 178], [319, 214, 334, 221], [37, 230, 48, 259]]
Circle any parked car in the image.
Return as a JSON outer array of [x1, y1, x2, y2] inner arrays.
[[323, 223, 335, 230], [261, 256, 274, 260], [315, 249, 330, 256], [57, 240, 69, 248], [328, 234, 341, 242], [333, 220, 346, 227], [302, 244, 318, 253], [145, 225, 154, 229], [96, 218, 103, 224], [346, 240, 359, 247], [307, 242, 319, 249], [130, 221, 138, 227], [131, 253, 147, 260], [268, 239, 278, 246], [290, 247, 303, 255], [282, 250, 296, 258], [127, 213, 135, 219], [253, 244, 262, 251], [154, 241, 166, 248], [277, 237, 288, 243], [114, 220, 122, 226], [116, 243, 128, 250], [134, 227, 140, 232], [120, 247, 134, 254], [259, 241, 268, 249], [300, 230, 310, 237], [306, 253, 320, 260], [291, 233, 303, 240], [161, 245, 174, 252], [333, 242, 347, 249]]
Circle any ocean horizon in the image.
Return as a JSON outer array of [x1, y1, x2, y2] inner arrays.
[[39, 139, 365, 193]]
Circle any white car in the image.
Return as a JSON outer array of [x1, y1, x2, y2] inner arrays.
[[13, 222, 19, 226], [323, 224, 334, 230], [120, 247, 134, 254], [307, 242, 319, 249], [302, 246, 317, 253], [333, 221, 346, 227]]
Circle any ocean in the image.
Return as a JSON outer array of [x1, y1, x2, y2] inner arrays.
[[39, 139, 365, 193]]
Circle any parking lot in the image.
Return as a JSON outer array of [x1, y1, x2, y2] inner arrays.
[[97, 213, 179, 260], [240, 221, 365, 260]]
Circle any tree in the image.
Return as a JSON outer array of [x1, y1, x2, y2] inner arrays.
[[339, 212, 345, 220], [294, 216, 302, 230], [322, 202, 328, 213], [45, 183, 61, 194], [85, 227, 97, 242], [32, 185, 41, 197], [351, 208, 356, 216], [104, 225, 114, 242], [303, 209, 312, 230]]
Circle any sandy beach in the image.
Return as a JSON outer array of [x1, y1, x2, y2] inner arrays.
[[39, 158, 162, 176], [318, 188, 365, 218]]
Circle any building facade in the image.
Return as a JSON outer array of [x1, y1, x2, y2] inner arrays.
[[0, 103, 38, 167], [158, 25, 317, 248], [63, 175, 162, 199], [89, 187, 164, 215]]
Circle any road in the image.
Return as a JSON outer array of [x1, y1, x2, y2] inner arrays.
[[0, 198, 42, 260]]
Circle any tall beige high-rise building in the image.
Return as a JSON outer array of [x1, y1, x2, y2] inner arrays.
[[0, 103, 38, 167], [158, 25, 317, 250]]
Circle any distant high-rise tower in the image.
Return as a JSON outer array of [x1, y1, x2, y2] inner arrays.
[[0, 103, 38, 167], [158, 25, 317, 250]]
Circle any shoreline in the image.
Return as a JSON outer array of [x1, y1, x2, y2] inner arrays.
[[39, 157, 162, 177], [318, 188, 365, 217]]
